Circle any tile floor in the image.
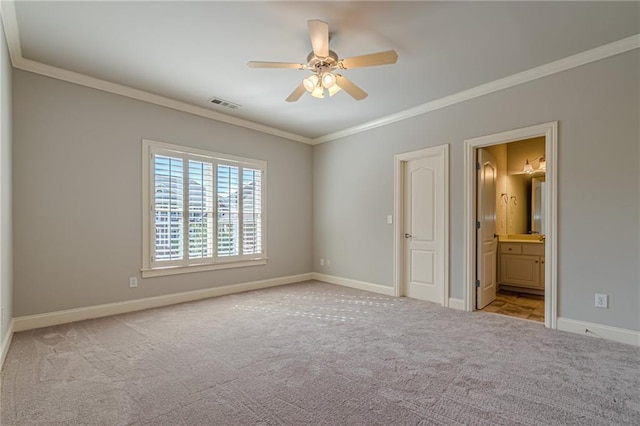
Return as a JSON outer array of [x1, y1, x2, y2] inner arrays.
[[481, 289, 545, 323]]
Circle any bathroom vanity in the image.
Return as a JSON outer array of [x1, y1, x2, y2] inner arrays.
[[498, 236, 545, 294]]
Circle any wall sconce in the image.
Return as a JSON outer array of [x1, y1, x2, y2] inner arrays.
[[523, 156, 546, 174]]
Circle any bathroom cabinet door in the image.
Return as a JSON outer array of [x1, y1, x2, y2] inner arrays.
[[500, 254, 542, 289]]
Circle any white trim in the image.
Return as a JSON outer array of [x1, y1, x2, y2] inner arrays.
[[463, 122, 558, 329], [0, 0, 636, 145], [0, 0, 22, 64], [557, 317, 640, 347], [311, 272, 395, 296], [1, 319, 14, 369], [143, 139, 268, 168], [393, 145, 449, 306], [393, 158, 402, 298], [448, 298, 465, 311], [13, 273, 312, 332], [313, 34, 640, 144], [142, 139, 268, 275], [141, 259, 267, 278]]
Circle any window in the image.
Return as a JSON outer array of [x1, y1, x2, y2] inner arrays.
[[142, 140, 266, 277]]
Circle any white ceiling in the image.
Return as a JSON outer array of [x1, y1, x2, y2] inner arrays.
[[6, 1, 640, 140]]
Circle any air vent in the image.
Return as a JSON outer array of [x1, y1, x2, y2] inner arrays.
[[208, 97, 241, 110]]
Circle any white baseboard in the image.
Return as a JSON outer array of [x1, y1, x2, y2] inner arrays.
[[1, 319, 14, 370], [557, 317, 640, 347], [448, 298, 465, 311], [13, 273, 312, 332], [312, 272, 395, 296]]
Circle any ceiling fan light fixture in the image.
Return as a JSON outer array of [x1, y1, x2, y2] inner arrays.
[[303, 74, 319, 92], [248, 19, 398, 102], [311, 83, 324, 98], [321, 72, 336, 88], [328, 84, 341, 96]]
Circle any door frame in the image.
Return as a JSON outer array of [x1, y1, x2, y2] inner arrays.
[[463, 122, 558, 329], [393, 144, 449, 305]]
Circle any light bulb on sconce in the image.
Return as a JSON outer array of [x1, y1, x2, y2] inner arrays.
[[523, 156, 546, 174], [523, 159, 534, 174], [538, 157, 546, 171]]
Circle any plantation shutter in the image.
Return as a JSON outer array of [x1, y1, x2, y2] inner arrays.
[[153, 154, 185, 265], [217, 164, 240, 257], [242, 168, 263, 255], [188, 158, 215, 262], [146, 141, 266, 273]]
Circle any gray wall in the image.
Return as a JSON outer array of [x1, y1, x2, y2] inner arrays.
[[8, 33, 640, 334], [314, 50, 640, 331], [13, 70, 313, 316], [1, 20, 13, 345]]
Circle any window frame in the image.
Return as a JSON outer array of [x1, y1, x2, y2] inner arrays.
[[142, 139, 267, 278]]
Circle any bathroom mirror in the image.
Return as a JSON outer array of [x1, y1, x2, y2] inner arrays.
[[484, 136, 545, 237], [531, 177, 545, 234], [505, 173, 545, 235]]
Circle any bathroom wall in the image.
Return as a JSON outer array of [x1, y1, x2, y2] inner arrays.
[[507, 137, 545, 175]]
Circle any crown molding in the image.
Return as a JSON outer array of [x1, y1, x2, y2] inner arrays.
[[312, 33, 640, 144], [2, 1, 638, 146], [0, 0, 22, 63]]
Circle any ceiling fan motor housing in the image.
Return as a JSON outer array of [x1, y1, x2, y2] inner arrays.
[[307, 50, 339, 72]]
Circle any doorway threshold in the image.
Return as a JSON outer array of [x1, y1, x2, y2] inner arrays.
[[480, 290, 544, 323]]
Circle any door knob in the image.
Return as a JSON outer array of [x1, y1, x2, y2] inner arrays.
[[404, 233, 412, 239]]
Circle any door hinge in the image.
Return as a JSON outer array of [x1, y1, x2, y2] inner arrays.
[[476, 162, 481, 170], [476, 221, 481, 229], [476, 280, 480, 288]]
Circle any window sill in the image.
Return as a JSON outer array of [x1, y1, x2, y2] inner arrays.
[[141, 258, 267, 278]]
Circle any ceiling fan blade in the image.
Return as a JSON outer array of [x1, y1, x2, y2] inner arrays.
[[339, 50, 398, 69], [247, 61, 305, 69], [308, 20, 329, 58], [286, 83, 307, 102], [335, 75, 368, 100]]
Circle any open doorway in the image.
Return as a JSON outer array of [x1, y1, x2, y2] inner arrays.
[[477, 138, 546, 322], [463, 122, 557, 329]]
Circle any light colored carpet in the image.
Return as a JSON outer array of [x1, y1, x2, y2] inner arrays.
[[2, 281, 639, 425]]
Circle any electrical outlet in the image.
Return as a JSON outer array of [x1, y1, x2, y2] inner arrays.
[[326, 259, 331, 267], [320, 258, 325, 267], [129, 277, 138, 288], [387, 215, 393, 224], [595, 293, 608, 308]]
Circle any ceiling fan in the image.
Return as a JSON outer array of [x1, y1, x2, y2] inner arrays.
[[247, 20, 398, 102]]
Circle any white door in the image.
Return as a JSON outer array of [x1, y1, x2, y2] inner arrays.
[[476, 149, 497, 309], [403, 152, 445, 304]]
